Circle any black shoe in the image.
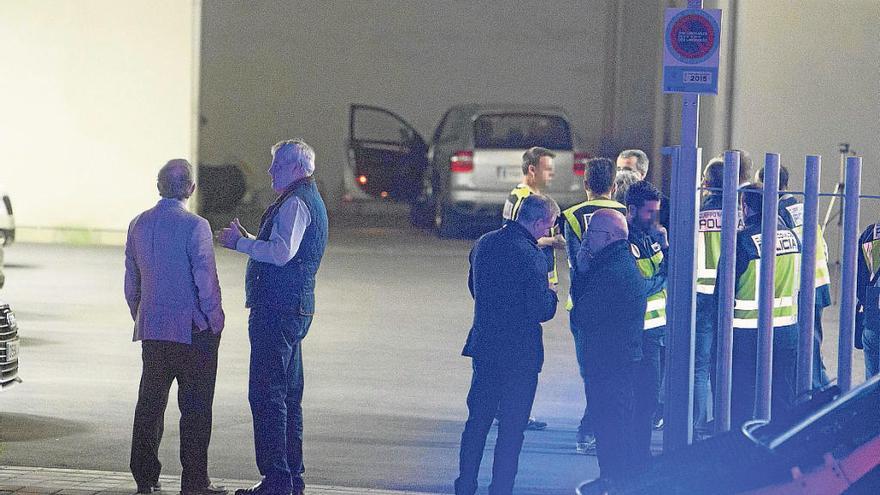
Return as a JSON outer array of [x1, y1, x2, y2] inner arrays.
[[525, 417, 548, 431], [234, 482, 291, 495], [182, 483, 227, 495], [137, 483, 162, 494]]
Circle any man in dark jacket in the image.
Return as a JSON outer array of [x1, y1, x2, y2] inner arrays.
[[572, 209, 647, 483], [455, 194, 560, 495]]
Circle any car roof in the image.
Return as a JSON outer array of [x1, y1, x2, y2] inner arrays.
[[449, 103, 570, 119]]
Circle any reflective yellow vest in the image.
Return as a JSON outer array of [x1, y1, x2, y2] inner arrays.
[[733, 229, 801, 329], [861, 223, 880, 276], [696, 208, 723, 295], [779, 199, 831, 288], [504, 184, 559, 284], [630, 232, 667, 330], [562, 198, 627, 310]]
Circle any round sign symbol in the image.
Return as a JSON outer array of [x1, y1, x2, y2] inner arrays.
[[666, 10, 719, 64]]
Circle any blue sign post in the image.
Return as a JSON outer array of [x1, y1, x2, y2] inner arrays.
[[663, 0, 721, 451]]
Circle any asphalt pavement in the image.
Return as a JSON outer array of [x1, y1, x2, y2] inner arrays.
[[0, 208, 865, 494], [0, 211, 606, 494]]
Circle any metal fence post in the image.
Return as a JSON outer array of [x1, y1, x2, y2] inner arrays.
[[714, 150, 740, 432], [755, 153, 780, 421], [796, 156, 821, 399], [838, 156, 862, 392]]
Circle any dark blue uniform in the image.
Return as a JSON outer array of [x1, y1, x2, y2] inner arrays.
[[456, 221, 557, 495]]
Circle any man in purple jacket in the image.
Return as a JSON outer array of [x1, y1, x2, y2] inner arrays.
[[125, 159, 226, 495]]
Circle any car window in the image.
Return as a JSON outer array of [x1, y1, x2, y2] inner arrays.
[[473, 114, 572, 150], [353, 108, 415, 144], [432, 110, 452, 144]]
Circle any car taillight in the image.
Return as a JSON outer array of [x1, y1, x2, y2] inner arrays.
[[450, 150, 474, 173], [573, 151, 590, 176]]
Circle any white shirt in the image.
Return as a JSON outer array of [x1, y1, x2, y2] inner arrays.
[[235, 195, 311, 266]]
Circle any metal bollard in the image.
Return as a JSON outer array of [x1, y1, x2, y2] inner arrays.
[[714, 150, 740, 432], [837, 157, 862, 392], [796, 156, 821, 399], [755, 153, 780, 421]]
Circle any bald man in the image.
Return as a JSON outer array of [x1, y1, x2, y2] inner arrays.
[[571, 209, 647, 483]]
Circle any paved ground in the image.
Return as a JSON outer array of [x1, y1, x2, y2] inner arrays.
[[0, 209, 865, 494], [0, 212, 606, 495], [0, 465, 435, 494]]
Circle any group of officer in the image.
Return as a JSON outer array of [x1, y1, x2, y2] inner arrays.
[[455, 146, 671, 493], [454, 145, 880, 493]]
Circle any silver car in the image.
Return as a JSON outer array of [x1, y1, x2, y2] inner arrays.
[[346, 104, 589, 237]]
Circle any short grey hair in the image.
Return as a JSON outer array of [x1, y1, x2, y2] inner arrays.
[[618, 149, 650, 177], [613, 168, 641, 204], [516, 194, 560, 227], [521, 147, 556, 175], [157, 159, 195, 200], [271, 139, 316, 177]]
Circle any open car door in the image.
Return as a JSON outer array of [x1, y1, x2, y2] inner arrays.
[[347, 105, 429, 202]]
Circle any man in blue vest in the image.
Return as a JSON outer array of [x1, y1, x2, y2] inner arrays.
[[218, 139, 328, 495]]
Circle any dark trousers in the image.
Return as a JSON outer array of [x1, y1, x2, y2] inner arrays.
[[812, 305, 830, 389], [694, 297, 717, 434], [570, 315, 593, 441], [130, 331, 220, 490], [455, 360, 539, 495], [633, 331, 663, 464], [586, 361, 639, 481], [248, 308, 310, 492], [731, 326, 798, 427]]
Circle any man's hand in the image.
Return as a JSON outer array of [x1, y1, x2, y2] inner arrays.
[[653, 225, 669, 250], [216, 220, 243, 250], [232, 217, 253, 239], [538, 234, 566, 249]]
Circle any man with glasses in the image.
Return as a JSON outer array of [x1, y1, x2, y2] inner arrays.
[[572, 209, 646, 484]]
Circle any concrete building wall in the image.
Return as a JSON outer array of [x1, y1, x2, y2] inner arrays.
[[715, 0, 880, 272], [198, 0, 614, 209], [0, 0, 201, 244]]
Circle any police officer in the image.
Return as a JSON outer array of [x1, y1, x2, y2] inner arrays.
[[503, 146, 566, 284], [500, 146, 564, 431], [562, 157, 626, 454], [759, 165, 833, 389], [693, 158, 725, 439], [725, 183, 800, 425], [857, 221, 880, 377], [623, 180, 668, 464]]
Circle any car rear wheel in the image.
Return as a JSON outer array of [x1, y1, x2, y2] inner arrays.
[[436, 203, 461, 239]]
